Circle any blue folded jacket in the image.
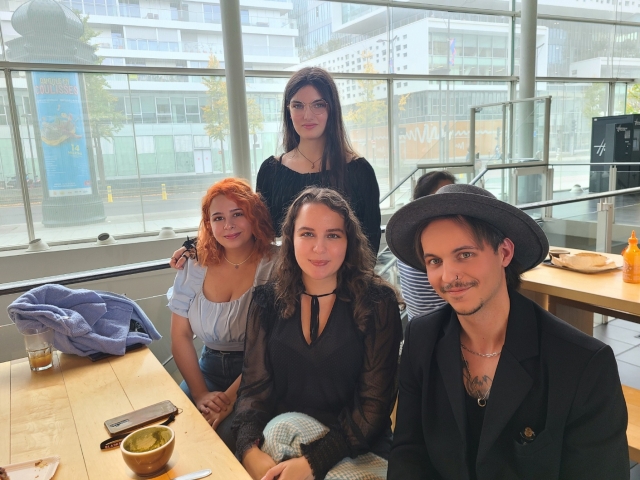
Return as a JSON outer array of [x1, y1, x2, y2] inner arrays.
[[7, 284, 161, 357]]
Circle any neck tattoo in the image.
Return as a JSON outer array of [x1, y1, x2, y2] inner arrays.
[[296, 148, 322, 170], [461, 350, 492, 407], [223, 247, 255, 269]]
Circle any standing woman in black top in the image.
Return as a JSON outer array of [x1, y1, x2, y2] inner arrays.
[[169, 67, 381, 270], [257, 67, 382, 255], [232, 187, 402, 480]]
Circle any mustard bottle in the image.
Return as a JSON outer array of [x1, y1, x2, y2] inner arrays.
[[623, 230, 640, 284]]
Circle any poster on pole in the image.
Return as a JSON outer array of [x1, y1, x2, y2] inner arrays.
[[31, 71, 92, 196]]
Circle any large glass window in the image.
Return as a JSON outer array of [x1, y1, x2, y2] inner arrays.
[[526, 19, 614, 78], [203, 4, 221, 24], [0, 0, 639, 248], [526, 0, 625, 22]]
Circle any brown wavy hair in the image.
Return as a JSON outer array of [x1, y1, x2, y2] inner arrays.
[[272, 187, 400, 326], [282, 67, 356, 192], [197, 178, 275, 266]]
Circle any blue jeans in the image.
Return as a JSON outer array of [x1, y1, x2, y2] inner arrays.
[[180, 346, 244, 452]]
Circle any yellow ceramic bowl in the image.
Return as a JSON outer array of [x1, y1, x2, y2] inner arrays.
[[120, 425, 175, 476]]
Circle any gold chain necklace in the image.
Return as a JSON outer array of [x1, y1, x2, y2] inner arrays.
[[223, 247, 255, 269], [296, 148, 322, 170], [460, 342, 502, 358]]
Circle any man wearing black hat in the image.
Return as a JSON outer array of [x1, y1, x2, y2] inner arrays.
[[386, 184, 628, 479]]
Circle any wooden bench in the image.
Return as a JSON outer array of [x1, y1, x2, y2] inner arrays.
[[624, 385, 640, 462]]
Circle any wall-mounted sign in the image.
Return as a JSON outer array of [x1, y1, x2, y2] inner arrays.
[[32, 71, 92, 197]]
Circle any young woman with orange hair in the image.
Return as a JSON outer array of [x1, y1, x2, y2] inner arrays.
[[168, 178, 276, 452]]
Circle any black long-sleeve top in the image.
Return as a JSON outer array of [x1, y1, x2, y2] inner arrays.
[[232, 282, 402, 479], [255, 156, 382, 254]]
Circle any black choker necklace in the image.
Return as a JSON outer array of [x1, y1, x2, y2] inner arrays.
[[302, 290, 336, 341]]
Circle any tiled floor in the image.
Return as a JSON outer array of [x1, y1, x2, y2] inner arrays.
[[595, 319, 640, 475], [595, 319, 640, 390]]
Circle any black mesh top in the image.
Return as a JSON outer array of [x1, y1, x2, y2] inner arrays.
[[232, 283, 402, 479], [256, 156, 382, 254], [465, 393, 485, 480]]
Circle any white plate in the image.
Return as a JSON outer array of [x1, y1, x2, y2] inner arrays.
[[2, 455, 60, 480], [544, 259, 621, 274]]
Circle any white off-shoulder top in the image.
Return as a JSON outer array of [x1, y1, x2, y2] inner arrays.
[[168, 245, 277, 351]]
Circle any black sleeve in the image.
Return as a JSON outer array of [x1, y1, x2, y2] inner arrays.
[[349, 158, 381, 255], [559, 345, 629, 479], [256, 157, 283, 237], [301, 287, 403, 479], [388, 320, 434, 480], [256, 157, 273, 211], [231, 285, 278, 461]]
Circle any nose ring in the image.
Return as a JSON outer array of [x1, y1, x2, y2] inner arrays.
[[456, 275, 459, 280]]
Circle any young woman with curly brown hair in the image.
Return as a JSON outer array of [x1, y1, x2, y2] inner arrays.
[[232, 187, 402, 480]]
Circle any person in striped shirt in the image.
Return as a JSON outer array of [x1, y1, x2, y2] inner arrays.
[[397, 170, 456, 320]]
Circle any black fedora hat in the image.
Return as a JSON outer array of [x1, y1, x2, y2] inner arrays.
[[385, 184, 549, 272]]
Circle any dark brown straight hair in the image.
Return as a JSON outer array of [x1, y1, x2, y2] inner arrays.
[[281, 67, 356, 192]]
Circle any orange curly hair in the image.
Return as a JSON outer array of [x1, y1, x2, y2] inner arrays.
[[197, 178, 275, 266]]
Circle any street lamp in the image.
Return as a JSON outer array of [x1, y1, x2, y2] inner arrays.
[[376, 35, 399, 73], [21, 113, 37, 186]]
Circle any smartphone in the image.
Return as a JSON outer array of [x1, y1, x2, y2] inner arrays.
[[104, 400, 178, 435]]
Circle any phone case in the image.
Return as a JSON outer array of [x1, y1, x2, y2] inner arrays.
[[104, 400, 178, 435]]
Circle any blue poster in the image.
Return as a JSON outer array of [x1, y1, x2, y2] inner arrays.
[[32, 71, 92, 196]]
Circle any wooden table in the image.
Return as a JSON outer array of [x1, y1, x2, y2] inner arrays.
[[624, 385, 640, 462], [0, 347, 251, 480], [520, 249, 640, 335]]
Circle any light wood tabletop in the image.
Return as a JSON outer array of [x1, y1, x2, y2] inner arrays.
[[623, 385, 640, 462], [0, 346, 251, 480], [520, 248, 640, 335]]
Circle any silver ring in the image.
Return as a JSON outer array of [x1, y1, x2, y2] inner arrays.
[[181, 253, 189, 259]]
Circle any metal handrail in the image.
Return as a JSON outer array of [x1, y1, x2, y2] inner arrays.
[[549, 162, 640, 166], [518, 185, 640, 211], [470, 161, 547, 185], [380, 156, 640, 208], [380, 162, 480, 204], [469, 161, 640, 187], [472, 95, 552, 110], [0, 259, 169, 296], [415, 162, 475, 169], [379, 167, 420, 204]]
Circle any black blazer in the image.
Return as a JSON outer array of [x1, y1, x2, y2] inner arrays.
[[388, 290, 629, 480]]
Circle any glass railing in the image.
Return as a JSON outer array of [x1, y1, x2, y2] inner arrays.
[[59, 1, 297, 29], [470, 96, 550, 167], [519, 186, 640, 254], [96, 38, 295, 58], [125, 39, 180, 52], [381, 160, 640, 248], [181, 42, 224, 56]]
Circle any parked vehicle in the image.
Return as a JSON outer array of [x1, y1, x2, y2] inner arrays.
[[5, 174, 41, 189]]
